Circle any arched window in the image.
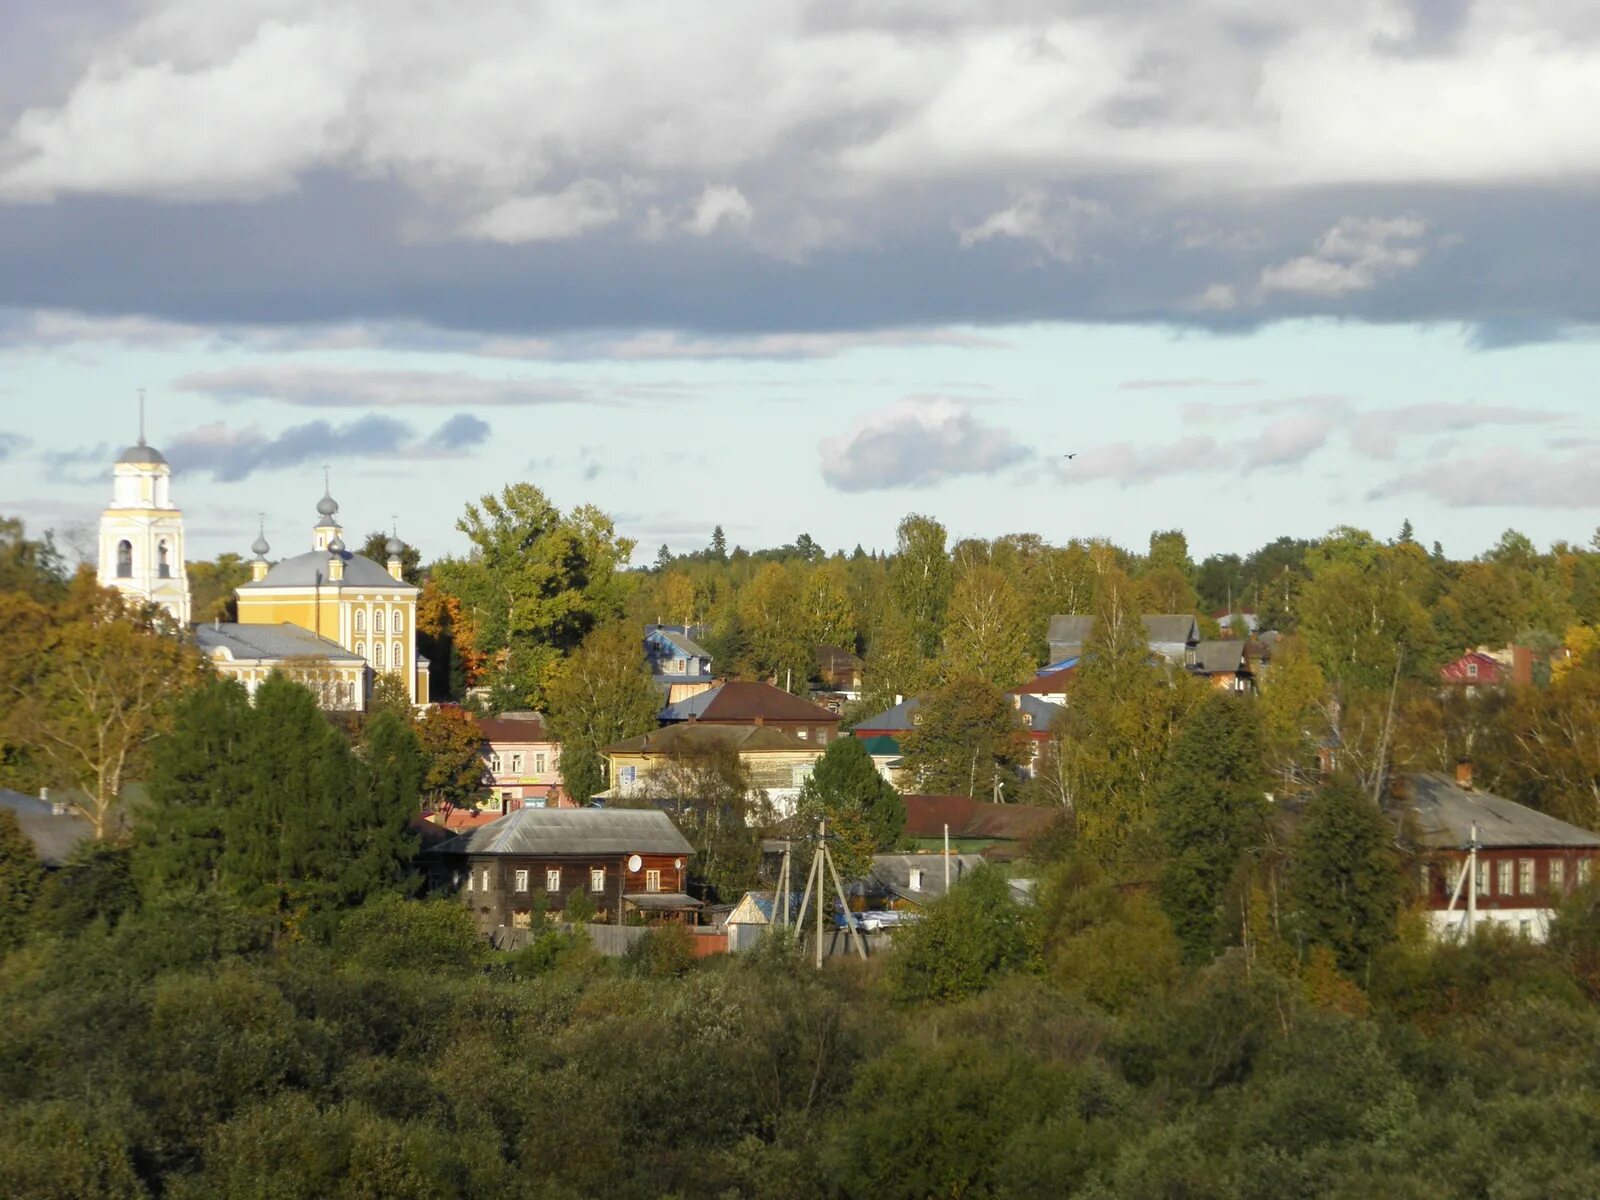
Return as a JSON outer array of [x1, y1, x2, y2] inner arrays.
[[392, 609, 403, 633], [375, 610, 385, 634], [354, 610, 365, 634], [392, 641, 403, 670], [157, 539, 171, 578], [355, 641, 365, 659], [116, 540, 133, 578], [373, 643, 385, 668]]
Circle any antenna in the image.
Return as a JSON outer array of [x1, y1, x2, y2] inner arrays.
[[137, 388, 147, 446], [322, 464, 331, 492]]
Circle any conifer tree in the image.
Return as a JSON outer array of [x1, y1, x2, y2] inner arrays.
[[794, 736, 907, 879], [1285, 776, 1403, 973], [1155, 693, 1268, 963], [344, 710, 424, 904], [0, 809, 42, 952]]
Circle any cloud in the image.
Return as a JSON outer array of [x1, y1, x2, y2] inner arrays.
[[685, 185, 753, 236], [957, 187, 1105, 262], [175, 364, 591, 407], [0, 432, 28, 461], [1057, 415, 1338, 486], [1242, 415, 1335, 469], [1345, 402, 1564, 460], [156, 411, 492, 481], [431, 413, 490, 450], [460, 180, 621, 244], [819, 398, 1031, 492], [1257, 216, 1430, 298], [1370, 446, 1600, 509], [1120, 378, 1263, 391]]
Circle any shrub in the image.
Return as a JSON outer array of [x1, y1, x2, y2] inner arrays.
[[336, 894, 487, 974], [624, 923, 696, 978], [888, 865, 1030, 1005]]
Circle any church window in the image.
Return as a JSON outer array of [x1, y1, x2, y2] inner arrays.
[[375, 610, 385, 634], [392, 610, 403, 633], [374, 643, 385, 668], [354, 611, 365, 634], [392, 641, 403, 669], [355, 641, 365, 659], [116, 540, 133, 578], [157, 540, 171, 578]]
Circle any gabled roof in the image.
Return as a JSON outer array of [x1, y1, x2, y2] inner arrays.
[[431, 805, 693, 858], [901, 794, 1059, 842], [603, 722, 818, 756], [865, 853, 987, 902], [1046, 613, 1199, 654], [239, 549, 416, 591], [852, 693, 1059, 735], [1396, 772, 1600, 850], [815, 644, 864, 672], [1189, 639, 1250, 675], [851, 695, 923, 733], [660, 680, 839, 724], [195, 622, 364, 663], [646, 626, 712, 660], [0, 789, 93, 868], [1013, 664, 1077, 695], [479, 713, 553, 742]]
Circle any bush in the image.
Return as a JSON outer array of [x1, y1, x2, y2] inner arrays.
[[336, 894, 487, 974], [624, 923, 696, 978], [888, 865, 1030, 1005]]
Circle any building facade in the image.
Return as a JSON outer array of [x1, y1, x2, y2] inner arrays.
[[480, 713, 565, 808], [97, 434, 191, 624]]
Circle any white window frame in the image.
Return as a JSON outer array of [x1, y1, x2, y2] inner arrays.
[[355, 611, 365, 634], [546, 868, 562, 892], [510, 753, 524, 774], [590, 867, 605, 893], [375, 610, 385, 634], [1580, 859, 1593, 886], [1498, 859, 1513, 896], [392, 610, 403, 633], [1467, 661, 1478, 678], [909, 868, 924, 892], [489, 753, 503, 774], [645, 868, 662, 893], [1475, 859, 1490, 897], [534, 752, 547, 774], [514, 869, 529, 893], [1551, 859, 1566, 891], [1519, 859, 1535, 895], [480, 869, 490, 893]]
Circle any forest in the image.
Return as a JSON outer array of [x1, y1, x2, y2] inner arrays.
[[7, 501, 1600, 1197]]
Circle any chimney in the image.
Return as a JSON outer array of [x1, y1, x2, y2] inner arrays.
[[1456, 759, 1475, 791], [1512, 645, 1533, 688]]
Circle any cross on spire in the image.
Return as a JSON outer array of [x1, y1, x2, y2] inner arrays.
[[137, 388, 146, 446]]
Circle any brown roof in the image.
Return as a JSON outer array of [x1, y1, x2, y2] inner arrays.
[[815, 644, 864, 672], [602, 722, 818, 757], [666, 679, 841, 724], [901, 794, 1059, 842], [479, 713, 552, 742], [1012, 665, 1077, 694]]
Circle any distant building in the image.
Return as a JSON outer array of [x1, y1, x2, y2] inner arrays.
[[1046, 613, 1199, 665], [97, 425, 191, 625], [0, 788, 93, 867], [644, 625, 717, 705], [599, 722, 825, 816], [900, 794, 1060, 860], [1439, 648, 1537, 694], [1186, 640, 1257, 692], [1396, 767, 1600, 943], [814, 645, 865, 696], [850, 692, 1063, 778], [427, 806, 698, 930], [479, 712, 565, 809], [659, 679, 841, 744]]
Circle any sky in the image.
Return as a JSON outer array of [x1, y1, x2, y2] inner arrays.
[[1, 0, 1597, 567]]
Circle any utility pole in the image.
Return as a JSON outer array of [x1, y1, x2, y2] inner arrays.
[[944, 823, 950, 893], [1467, 821, 1478, 936], [792, 818, 867, 966]]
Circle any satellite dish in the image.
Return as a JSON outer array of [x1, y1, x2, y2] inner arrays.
[[628, 854, 643, 873], [674, 858, 684, 870]]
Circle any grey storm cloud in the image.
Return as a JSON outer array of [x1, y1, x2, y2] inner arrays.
[[819, 399, 1032, 492], [176, 364, 589, 407], [159, 412, 491, 482], [2, 3, 1600, 342]]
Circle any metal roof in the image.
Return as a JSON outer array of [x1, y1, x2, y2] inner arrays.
[[431, 806, 694, 858], [1047, 613, 1199, 658], [239, 549, 416, 591], [115, 441, 168, 467], [852, 695, 923, 732], [0, 789, 93, 867], [603, 722, 818, 756], [1189, 639, 1250, 674], [864, 853, 987, 902], [195, 622, 364, 662], [660, 680, 840, 724], [1398, 772, 1600, 850], [646, 626, 712, 661], [624, 892, 703, 910]]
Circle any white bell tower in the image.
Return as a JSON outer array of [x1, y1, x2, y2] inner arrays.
[[97, 399, 191, 624]]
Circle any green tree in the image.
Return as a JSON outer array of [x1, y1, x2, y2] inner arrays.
[[630, 740, 765, 900], [415, 704, 485, 812], [365, 671, 413, 723], [737, 562, 810, 687], [887, 866, 1029, 1004], [710, 524, 728, 563], [1285, 776, 1403, 973], [356, 531, 423, 584], [0, 515, 67, 601], [0, 808, 42, 952], [899, 677, 1031, 800], [545, 621, 661, 804], [793, 737, 905, 880], [186, 552, 252, 621], [1155, 694, 1269, 963], [434, 483, 634, 709], [801, 560, 857, 653], [889, 513, 953, 659], [854, 604, 933, 718], [1257, 633, 1329, 793], [343, 710, 424, 903], [940, 563, 1035, 687]]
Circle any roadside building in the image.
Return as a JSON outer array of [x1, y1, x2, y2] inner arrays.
[[479, 711, 564, 809]]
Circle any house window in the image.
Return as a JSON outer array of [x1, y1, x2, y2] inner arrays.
[[116, 539, 133, 577], [480, 869, 490, 892], [514, 869, 529, 893], [374, 643, 385, 669], [512, 910, 532, 929], [797, 728, 808, 739], [1518, 859, 1535, 895], [1580, 859, 1593, 886], [793, 763, 814, 786], [392, 642, 403, 670], [546, 868, 561, 892], [355, 611, 364, 633], [1551, 859, 1566, 891], [909, 868, 924, 892], [1498, 860, 1513, 896], [1476, 859, 1490, 897], [510, 753, 524, 774], [489, 753, 502, 774], [644, 868, 662, 892], [465, 871, 474, 893], [157, 540, 172, 578], [618, 765, 636, 789], [1022, 713, 1034, 727], [393, 610, 403, 633], [591, 867, 605, 893], [375, 610, 385, 634], [1467, 661, 1479, 678], [674, 657, 685, 673], [534, 752, 547, 774]]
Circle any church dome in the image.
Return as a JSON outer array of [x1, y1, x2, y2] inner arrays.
[[251, 532, 271, 558], [386, 535, 405, 558], [316, 489, 339, 518], [116, 441, 168, 467], [327, 533, 346, 554]]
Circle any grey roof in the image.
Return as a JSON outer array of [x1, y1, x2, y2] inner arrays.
[[431, 806, 694, 858], [195, 622, 364, 662], [1047, 613, 1199, 653], [863, 853, 988, 903], [852, 695, 923, 732], [1189, 640, 1250, 674], [1015, 694, 1064, 730], [1045, 614, 1097, 650], [238, 549, 416, 591], [116, 440, 167, 466], [647, 626, 712, 661], [624, 892, 703, 910], [0, 789, 93, 868], [1398, 772, 1600, 850]]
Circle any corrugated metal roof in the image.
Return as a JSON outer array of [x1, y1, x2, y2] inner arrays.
[[852, 696, 923, 732], [866, 853, 987, 902], [1047, 613, 1198, 658], [0, 789, 92, 867], [195, 622, 363, 662], [239, 549, 416, 590], [1398, 772, 1600, 850], [479, 714, 551, 741], [431, 806, 694, 857]]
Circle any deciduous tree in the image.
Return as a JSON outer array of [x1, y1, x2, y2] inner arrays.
[[940, 563, 1034, 688], [415, 704, 486, 812], [545, 621, 661, 804], [1284, 776, 1403, 974], [890, 514, 953, 659], [900, 676, 1031, 800]]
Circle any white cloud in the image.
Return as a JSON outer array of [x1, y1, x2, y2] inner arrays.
[[1258, 216, 1429, 298], [958, 187, 1105, 262], [684, 184, 753, 235], [819, 398, 1031, 492], [460, 180, 620, 243], [1371, 446, 1600, 509], [176, 364, 593, 407]]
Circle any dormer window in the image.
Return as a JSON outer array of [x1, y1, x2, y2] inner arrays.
[[912, 712, 924, 726], [1467, 661, 1479, 678], [909, 869, 924, 892]]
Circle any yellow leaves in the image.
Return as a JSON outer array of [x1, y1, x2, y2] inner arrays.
[[1553, 624, 1600, 685]]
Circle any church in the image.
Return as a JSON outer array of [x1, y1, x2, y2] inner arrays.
[[98, 429, 428, 712]]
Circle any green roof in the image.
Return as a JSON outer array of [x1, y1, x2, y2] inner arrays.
[[860, 735, 902, 756]]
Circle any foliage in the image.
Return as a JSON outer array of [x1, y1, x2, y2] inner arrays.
[[899, 675, 1031, 799], [629, 740, 764, 900], [1285, 777, 1404, 973], [1155, 693, 1269, 962], [336, 894, 487, 973], [544, 621, 660, 804], [357, 530, 423, 584], [940, 561, 1035, 687], [414, 704, 485, 811], [623, 921, 696, 977], [366, 671, 414, 723], [795, 735, 905, 864], [889, 513, 953, 659], [186, 552, 252, 622], [888, 865, 1031, 1004], [0, 808, 43, 952]]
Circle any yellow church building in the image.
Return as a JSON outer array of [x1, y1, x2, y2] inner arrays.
[[197, 486, 429, 711]]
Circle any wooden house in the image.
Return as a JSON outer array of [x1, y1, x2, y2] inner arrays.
[[644, 625, 718, 705], [427, 806, 698, 931], [598, 722, 826, 817], [658, 679, 841, 743]]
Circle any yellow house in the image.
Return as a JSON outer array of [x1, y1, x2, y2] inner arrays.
[[198, 486, 428, 711], [598, 723, 824, 817]]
